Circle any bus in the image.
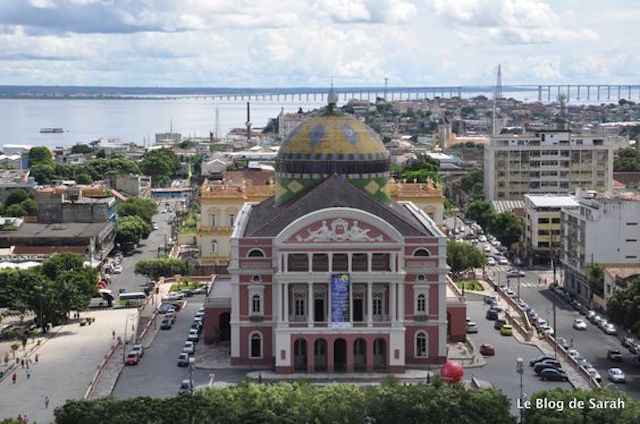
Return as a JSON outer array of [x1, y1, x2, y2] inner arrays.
[[89, 289, 114, 308], [119, 292, 147, 307]]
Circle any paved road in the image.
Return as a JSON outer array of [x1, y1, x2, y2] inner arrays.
[[111, 298, 245, 398], [466, 301, 571, 417]]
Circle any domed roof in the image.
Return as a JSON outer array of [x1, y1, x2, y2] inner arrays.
[[279, 113, 388, 161]]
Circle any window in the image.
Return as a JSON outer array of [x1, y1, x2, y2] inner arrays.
[[351, 253, 368, 271], [312, 253, 329, 271], [250, 332, 262, 358], [294, 294, 305, 317], [371, 253, 390, 271], [626, 222, 638, 226], [332, 254, 348, 271], [626, 239, 637, 242], [413, 248, 430, 257], [415, 332, 427, 357], [251, 294, 261, 314], [211, 215, 217, 227], [416, 294, 426, 313], [538, 217, 549, 224], [210, 240, 217, 254], [288, 254, 309, 272], [247, 249, 265, 258], [229, 214, 235, 226], [373, 294, 383, 316], [625, 256, 638, 259]]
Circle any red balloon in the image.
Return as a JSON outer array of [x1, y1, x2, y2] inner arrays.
[[440, 360, 464, 383]]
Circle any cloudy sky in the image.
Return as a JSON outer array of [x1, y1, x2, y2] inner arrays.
[[0, 0, 638, 87]]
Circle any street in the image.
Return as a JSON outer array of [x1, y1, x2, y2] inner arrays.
[[466, 301, 571, 417]]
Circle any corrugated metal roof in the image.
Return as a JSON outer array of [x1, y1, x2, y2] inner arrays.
[[492, 200, 524, 214]]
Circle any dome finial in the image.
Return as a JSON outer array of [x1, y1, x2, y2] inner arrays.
[[327, 76, 338, 111]]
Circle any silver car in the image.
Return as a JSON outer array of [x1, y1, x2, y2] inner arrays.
[[603, 323, 617, 335], [607, 368, 626, 383]]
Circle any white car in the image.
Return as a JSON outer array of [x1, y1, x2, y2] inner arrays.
[[603, 323, 617, 335], [466, 322, 478, 333], [487, 257, 496, 266], [572, 319, 588, 330], [584, 365, 601, 382], [483, 244, 491, 252], [478, 235, 487, 242], [182, 341, 195, 355], [162, 292, 184, 301], [497, 257, 509, 265], [112, 265, 123, 274], [152, 223, 158, 230], [567, 348, 580, 358], [607, 368, 626, 383], [491, 239, 501, 247]]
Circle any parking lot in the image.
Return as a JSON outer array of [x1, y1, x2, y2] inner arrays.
[[113, 298, 205, 399], [466, 301, 571, 417]]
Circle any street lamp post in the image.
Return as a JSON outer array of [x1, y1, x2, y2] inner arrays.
[[38, 285, 44, 333], [122, 314, 136, 363], [516, 357, 524, 424], [517, 274, 521, 300], [189, 357, 195, 394]]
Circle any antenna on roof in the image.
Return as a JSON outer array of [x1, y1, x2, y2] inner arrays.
[[327, 76, 338, 111]]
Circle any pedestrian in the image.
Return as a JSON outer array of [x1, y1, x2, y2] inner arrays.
[[27, 370, 31, 379], [16, 357, 19, 365], [17, 414, 22, 423], [570, 337, 574, 347], [35, 354, 39, 363], [44, 396, 49, 409], [112, 330, 116, 340], [12, 372, 17, 384], [21, 358, 24, 368], [26, 361, 29, 370]]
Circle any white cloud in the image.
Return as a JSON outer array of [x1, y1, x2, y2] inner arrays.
[[315, 0, 417, 24]]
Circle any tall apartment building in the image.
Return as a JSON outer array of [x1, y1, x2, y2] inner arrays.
[[560, 191, 640, 308], [484, 130, 614, 201]]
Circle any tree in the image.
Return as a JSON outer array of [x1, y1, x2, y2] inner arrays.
[[607, 277, 640, 337], [28, 146, 53, 166], [404, 154, 440, 173], [466, 199, 495, 230], [75, 173, 93, 184], [116, 216, 151, 245], [134, 258, 190, 280], [5, 189, 31, 206], [178, 139, 198, 149], [400, 169, 440, 184], [525, 387, 640, 424], [613, 147, 640, 172], [4, 203, 26, 217], [488, 212, 522, 247], [140, 148, 180, 186], [447, 240, 486, 279], [117, 198, 158, 224], [29, 163, 55, 184], [588, 263, 604, 299], [70, 144, 94, 154]]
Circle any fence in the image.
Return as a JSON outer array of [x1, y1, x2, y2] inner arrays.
[[84, 339, 122, 400], [541, 332, 601, 389], [487, 275, 534, 340]]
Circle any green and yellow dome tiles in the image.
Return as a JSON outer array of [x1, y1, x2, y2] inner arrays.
[[275, 111, 391, 205]]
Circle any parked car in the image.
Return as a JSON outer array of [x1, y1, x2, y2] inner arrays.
[[584, 366, 602, 383], [500, 324, 513, 336], [194, 311, 205, 319], [556, 337, 570, 350], [178, 379, 192, 395], [125, 352, 139, 366], [529, 312, 539, 323], [181, 289, 194, 298], [131, 344, 144, 358], [177, 353, 190, 367], [494, 318, 508, 330], [603, 323, 617, 335], [621, 336, 637, 350], [530, 355, 555, 367], [505, 288, 515, 297], [182, 341, 195, 354], [497, 256, 509, 265], [162, 292, 184, 301], [607, 349, 623, 362], [540, 368, 568, 382], [112, 265, 123, 274], [480, 344, 495, 356], [165, 311, 177, 323], [466, 322, 479, 333], [483, 295, 497, 305], [187, 329, 200, 342], [486, 309, 499, 320], [598, 319, 609, 330], [152, 222, 158, 230], [193, 286, 208, 295], [608, 368, 626, 383], [160, 319, 172, 330], [534, 360, 561, 374], [573, 319, 588, 330], [586, 310, 596, 321], [486, 257, 496, 266]]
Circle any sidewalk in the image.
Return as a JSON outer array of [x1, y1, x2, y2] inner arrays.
[[246, 368, 433, 384]]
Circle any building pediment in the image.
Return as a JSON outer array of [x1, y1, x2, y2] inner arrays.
[[285, 218, 393, 244]]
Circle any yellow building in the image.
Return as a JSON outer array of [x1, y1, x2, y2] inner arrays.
[[197, 179, 444, 270]]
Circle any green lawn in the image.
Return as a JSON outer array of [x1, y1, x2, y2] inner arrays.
[[456, 280, 484, 291], [169, 280, 206, 292]]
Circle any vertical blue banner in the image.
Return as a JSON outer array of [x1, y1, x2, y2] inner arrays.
[[331, 273, 351, 329]]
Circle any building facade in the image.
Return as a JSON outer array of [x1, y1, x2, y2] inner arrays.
[[561, 192, 640, 306], [484, 130, 614, 201], [523, 194, 579, 265], [203, 103, 464, 373]]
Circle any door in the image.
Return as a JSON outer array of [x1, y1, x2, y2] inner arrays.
[[353, 299, 363, 322], [314, 339, 327, 371], [314, 298, 324, 322], [334, 338, 347, 372], [294, 339, 307, 371]]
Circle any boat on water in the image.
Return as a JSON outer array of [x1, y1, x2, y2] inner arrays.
[[40, 128, 64, 133]]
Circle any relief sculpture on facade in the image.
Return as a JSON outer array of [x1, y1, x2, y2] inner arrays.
[[295, 218, 384, 242]]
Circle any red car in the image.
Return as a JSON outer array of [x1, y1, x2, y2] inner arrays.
[[125, 352, 140, 365], [480, 344, 495, 356]]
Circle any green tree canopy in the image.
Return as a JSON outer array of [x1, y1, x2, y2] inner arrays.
[[140, 148, 180, 186], [607, 277, 640, 337], [134, 258, 190, 280], [70, 144, 94, 154], [614, 147, 640, 172], [466, 199, 495, 230], [5, 189, 31, 206], [404, 154, 440, 172], [116, 215, 151, 245], [588, 263, 605, 298], [28, 146, 53, 166], [29, 163, 55, 184], [3, 204, 26, 217], [488, 212, 523, 247], [447, 240, 486, 279], [117, 198, 158, 224]]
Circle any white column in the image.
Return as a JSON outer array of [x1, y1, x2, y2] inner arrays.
[[367, 282, 373, 327], [284, 283, 289, 323], [398, 282, 404, 323], [367, 253, 372, 272], [307, 253, 312, 272], [391, 253, 396, 272], [390, 282, 396, 324], [307, 282, 313, 326], [284, 253, 288, 272], [328, 254, 333, 272], [327, 282, 332, 323], [275, 281, 281, 324], [347, 253, 352, 272]]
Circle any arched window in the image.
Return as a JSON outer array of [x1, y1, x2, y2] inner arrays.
[[252, 294, 261, 314], [415, 332, 427, 357], [417, 294, 426, 313], [413, 248, 430, 257], [211, 240, 217, 254], [247, 249, 265, 258], [250, 332, 262, 358]]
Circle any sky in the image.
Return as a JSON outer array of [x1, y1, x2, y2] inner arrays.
[[0, 0, 639, 87]]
